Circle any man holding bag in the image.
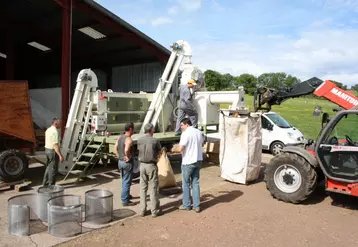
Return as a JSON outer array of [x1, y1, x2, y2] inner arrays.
[[137, 123, 162, 217], [173, 118, 204, 213]]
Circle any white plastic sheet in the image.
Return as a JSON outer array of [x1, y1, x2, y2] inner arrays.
[[29, 88, 62, 129], [219, 111, 262, 184]]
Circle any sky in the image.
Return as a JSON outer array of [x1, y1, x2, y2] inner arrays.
[[93, 0, 358, 87]]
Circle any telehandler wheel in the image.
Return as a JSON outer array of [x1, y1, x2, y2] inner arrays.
[[264, 152, 317, 204], [0, 149, 29, 182]]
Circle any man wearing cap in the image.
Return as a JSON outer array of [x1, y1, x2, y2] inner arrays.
[[137, 123, 162, 217], [42, 117, 64, 186], [175, 79, 198, 136]]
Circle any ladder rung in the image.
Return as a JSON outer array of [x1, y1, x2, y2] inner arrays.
[[82, 153, 95, 158], [88, 144, 101, 149], [76, 161, 90, 166], [70, 170, 83, 174]]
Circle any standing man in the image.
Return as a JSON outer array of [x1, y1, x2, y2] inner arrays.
[[137, 123, 162, 217], [175, 79, 198, 136], [114, 122, 135, 206], [43, 117, 63, 186], [173, 118, 204, 213]]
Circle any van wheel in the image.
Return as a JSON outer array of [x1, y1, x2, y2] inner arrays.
[[270, 141, 284, 156]]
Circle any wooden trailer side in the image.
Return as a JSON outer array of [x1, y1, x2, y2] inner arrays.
[[0, 81, 36, 146]]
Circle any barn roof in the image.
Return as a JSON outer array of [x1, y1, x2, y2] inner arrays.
[[0, 0, 171, 79]]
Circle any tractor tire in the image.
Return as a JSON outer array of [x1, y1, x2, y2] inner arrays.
[[264, 152, 317, 204], [0, 149, 29, 182]]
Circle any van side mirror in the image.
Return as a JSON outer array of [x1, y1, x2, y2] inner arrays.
[[267, 123, 273, 131]]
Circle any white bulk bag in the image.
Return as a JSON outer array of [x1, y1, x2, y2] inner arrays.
[[219, 110, 262, 184]]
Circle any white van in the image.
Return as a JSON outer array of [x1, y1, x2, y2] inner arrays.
[[261, 112, 305, 155]]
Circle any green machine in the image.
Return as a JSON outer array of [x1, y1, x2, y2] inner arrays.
[[90, 90, 151, 134]]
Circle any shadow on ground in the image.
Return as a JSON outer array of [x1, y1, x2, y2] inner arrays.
[[81, 208, 137, 232], [29, 220, 48, 235], [58, 169, 121, 190], [329, 193, 358, 210], [112, 208, 137, 220], [159, 189, 244, 215], [10, 207, 137, 237], [1, 154, 215, 193]]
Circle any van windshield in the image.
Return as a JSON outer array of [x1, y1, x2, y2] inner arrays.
[[265, 113, 291, 128]]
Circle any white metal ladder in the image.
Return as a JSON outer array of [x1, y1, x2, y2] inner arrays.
[[59, 69, 98, 175], [139, 40, 191, 134]]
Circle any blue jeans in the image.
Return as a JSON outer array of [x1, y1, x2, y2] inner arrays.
[[118, 160, 133, 204], [181, 161, 201, 209]]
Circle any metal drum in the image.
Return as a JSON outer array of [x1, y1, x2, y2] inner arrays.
[[37, 185, 64, 222], [8, 194, 38, 236], [85, 189, 113, 225], [47, 194, 82, 238]]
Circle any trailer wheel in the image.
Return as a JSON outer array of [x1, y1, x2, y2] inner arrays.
[[0, 150, 28, 182], [264, 152, 317, 204]]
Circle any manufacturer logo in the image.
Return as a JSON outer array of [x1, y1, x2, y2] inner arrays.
[[330, 88, 358, 106]]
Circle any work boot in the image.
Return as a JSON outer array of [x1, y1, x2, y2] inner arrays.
[[122, 201, 136, 207], [152, 209, 162, 218], [178, 205, 191, 211]]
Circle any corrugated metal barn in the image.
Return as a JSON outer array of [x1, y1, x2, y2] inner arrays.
[[0, 0, 171, 132]]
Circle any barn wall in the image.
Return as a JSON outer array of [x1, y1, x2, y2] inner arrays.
[[111, 62, 166, 93], [28, 61, 171, 128]]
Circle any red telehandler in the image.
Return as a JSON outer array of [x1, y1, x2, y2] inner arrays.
[[254, 77, 358, 203]]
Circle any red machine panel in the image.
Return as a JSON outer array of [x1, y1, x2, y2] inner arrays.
[[314, 80, 358, 110]]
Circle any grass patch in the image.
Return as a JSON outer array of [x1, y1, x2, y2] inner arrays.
[[221, 95, 339, 140]]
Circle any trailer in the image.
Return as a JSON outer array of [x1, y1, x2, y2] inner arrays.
[[58, 40, 248, 182], [0, 80, 37, 183]]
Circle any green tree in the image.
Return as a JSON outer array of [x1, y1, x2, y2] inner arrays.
[[284, 75, 301, 88], [234, 73, 258, 95], [350, 84, 358, 96], [351, 84, 358, 91], [221, 73, 236, 90], [258, 72, 300, 89], [204, 70, 226, 91], [330, 80, 348, 90], [257, 72, 286, 89]]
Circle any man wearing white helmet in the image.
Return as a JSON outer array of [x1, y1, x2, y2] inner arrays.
[[175, 79, 198, 136]]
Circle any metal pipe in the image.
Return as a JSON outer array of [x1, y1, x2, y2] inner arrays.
[[60, 0, 72, 137], [207, 91, 241, 105]]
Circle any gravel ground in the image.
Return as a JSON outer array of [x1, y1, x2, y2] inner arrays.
[[58, 178, 358, 247]]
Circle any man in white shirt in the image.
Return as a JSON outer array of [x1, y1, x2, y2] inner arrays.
[[43, 117, 63, 186], [173, 118, 204, 213]]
